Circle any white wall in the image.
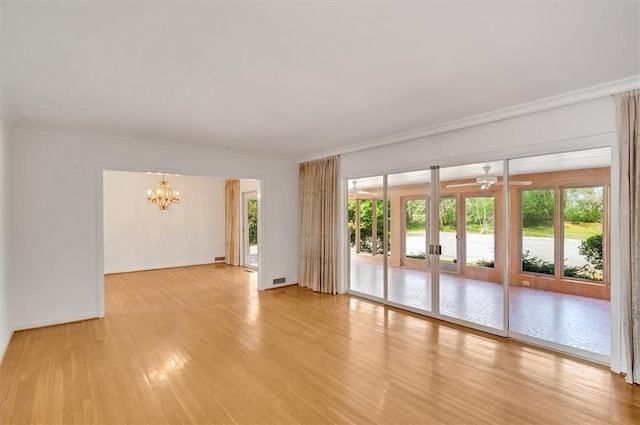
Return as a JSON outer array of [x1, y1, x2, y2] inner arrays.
[[103, 171, 226, 274], [0, 117, 11, 361], [8, 130, 299, 330], [340, 97, 617, 177]]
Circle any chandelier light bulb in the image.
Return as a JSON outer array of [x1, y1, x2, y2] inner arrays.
[[146, 175, 180, 211]]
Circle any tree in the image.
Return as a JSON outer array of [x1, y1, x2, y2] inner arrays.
[[439, 198, 456, 231], [465, 197, 494, 234], [248, 199, 258, 245], [564, 187, 603, 224], [522, 190, 554, 227]]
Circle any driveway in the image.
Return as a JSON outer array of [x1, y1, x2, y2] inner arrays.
[[406, 233, 586, 266]]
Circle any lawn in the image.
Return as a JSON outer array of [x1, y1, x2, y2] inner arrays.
[[522, 222, 601, 240], [406, 222, 601, 240]]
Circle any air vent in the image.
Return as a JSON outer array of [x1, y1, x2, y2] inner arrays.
[[273, 277, 286, 285], [214, 256, 225, 262]]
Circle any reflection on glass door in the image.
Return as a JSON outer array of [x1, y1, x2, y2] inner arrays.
[[508, 148, 611, 358], [348, 176, 384, 299], [387, 170, 431, 312], [345, 147, 613, 361], [438, 162, 504, 330], [439, 197, 458, 272], [243, 192, 258, 269]]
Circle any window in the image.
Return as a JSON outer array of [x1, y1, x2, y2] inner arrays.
[[404, 199, 426, 259], [563, 187, 604, 282], [521, 189, 555, 275], [465, 196, 495, 268], [359, 199, 373, 253]]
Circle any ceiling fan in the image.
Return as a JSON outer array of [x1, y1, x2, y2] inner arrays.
[[348, 181, 373, 196], [446, 166, 531, 190]]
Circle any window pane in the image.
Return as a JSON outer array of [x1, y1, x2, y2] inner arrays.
[[347, 199, 356, 248], [439, 197, 457, 266], [375, 199, 386, 255], [405, 199, 426, 259], [465, 196, 495, 267], [563, 187, 604, 282], [521, 189, 555, 275], [359, 199, 373, 253]]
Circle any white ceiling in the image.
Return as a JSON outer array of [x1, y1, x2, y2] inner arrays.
[[2, 2, 638, 160]]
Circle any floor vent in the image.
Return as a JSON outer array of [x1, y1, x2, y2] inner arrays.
[[273, 277, 286, 285], [214, 256, 225, 262]]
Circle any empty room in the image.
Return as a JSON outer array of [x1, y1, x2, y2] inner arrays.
[[1, 1, 639, 424]]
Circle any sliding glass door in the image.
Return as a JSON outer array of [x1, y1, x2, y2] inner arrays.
[[508, 148, 611, 359], [387, 170, 431, 312], [346, 146, 611, 361], [437, 162, 504, 331], [347, 176, 385, 299]]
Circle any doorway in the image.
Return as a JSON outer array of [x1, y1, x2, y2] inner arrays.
[[243, 191, 258, 270]]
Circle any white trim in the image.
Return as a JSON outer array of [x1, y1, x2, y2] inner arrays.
[[0, 329, 14, 362], [509, 331, 610, 366], [96, 166, 105, 318], [104, 262, 225, 276], [13, 313, 100, 332], [609, 139, 623, 374], [298, 76, 640, 163], [11, 127, 294, 162]]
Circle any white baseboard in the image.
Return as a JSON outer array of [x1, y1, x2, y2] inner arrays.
[[13, 312, 100, 331], [104, 261, 221, 275], [0, 329, 14, 364]]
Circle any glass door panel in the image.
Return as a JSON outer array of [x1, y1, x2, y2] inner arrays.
[[508, 148, 611, 357], [438, 197, 458, 272], [348, 176, 384, 299], [438, 162, 504, 330], [387, 170, 431, 312]]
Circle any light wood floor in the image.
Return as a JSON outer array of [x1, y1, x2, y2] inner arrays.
[[1, 264, 638, 424]]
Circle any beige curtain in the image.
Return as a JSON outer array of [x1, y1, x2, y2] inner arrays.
[[225, 179, 240, 266], [299, 156, 338, 293], [615, 89, 640, 384]]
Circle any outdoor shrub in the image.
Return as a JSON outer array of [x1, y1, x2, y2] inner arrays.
[[522, 251, 555, 275], [473, 259, 495, 268], [579, 233, 603, 271]]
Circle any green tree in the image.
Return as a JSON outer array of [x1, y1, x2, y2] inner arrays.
[[405, 199, 426, 230], [522, 189, 554, 227], [564, 187, 603, 224], [439, 198, 456, 231], [347, 199, 356, 247], [248, 199, 258, 245], [465, 197, 495, 234]]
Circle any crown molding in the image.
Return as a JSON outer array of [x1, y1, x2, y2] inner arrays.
[[297, 75, 640, 163], [10, 126, 296, 162]]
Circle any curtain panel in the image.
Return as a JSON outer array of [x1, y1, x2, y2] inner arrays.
[[615, 89, 640, 384], [225, 178, 241, 266], [299, 156, 338, 294]]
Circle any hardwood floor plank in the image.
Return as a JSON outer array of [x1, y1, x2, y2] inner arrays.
[[0, 264, 638, 424]]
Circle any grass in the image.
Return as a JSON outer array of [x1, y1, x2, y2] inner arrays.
[[406, 222, 601, 240], [522, 222, 601, 240]]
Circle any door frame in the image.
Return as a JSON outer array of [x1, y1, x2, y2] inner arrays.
[[242, 191, 258, 270]]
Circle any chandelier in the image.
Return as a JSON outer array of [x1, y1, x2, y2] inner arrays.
[[146, 175, 180, 211]]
